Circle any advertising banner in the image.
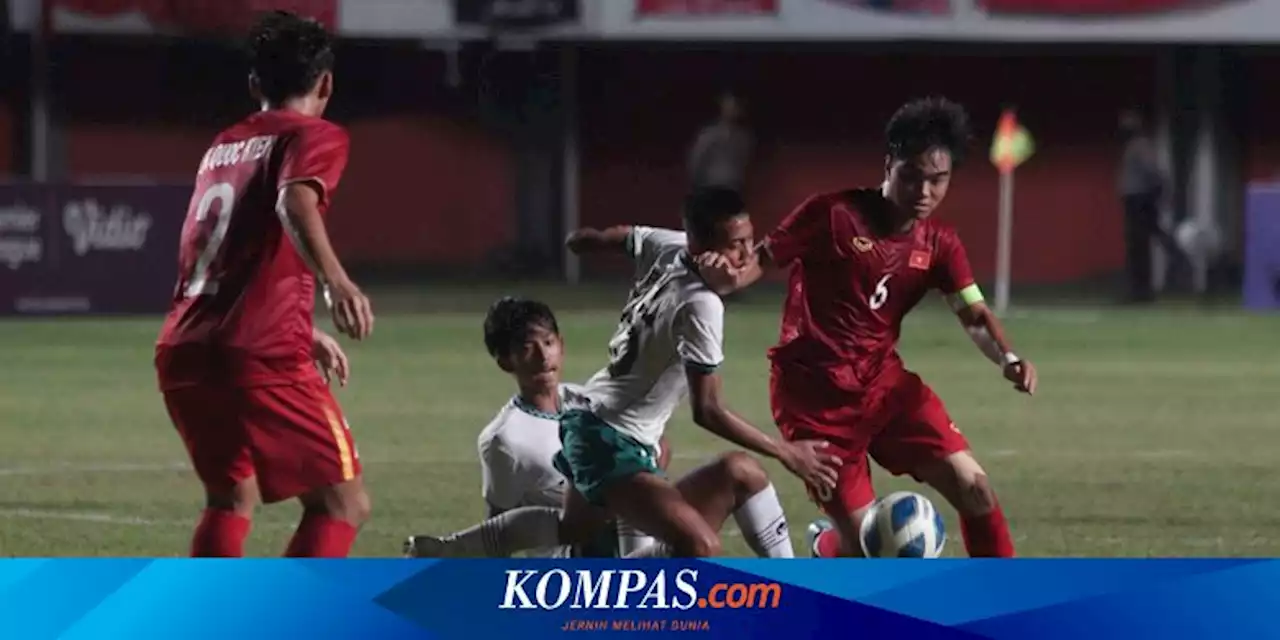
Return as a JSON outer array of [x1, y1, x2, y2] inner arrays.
[[0, 184, 187, 315], [978, 0, 1236, 14], [1244, 183, 1280, 311], [635, 0, 780, 17], [596, 0, 1280, 41], [820, 0, 951, 16], [3, 559, 1280, 639], [11, 0, 1278, 41], [453, 0, 581, 27], [48, 0, 339, 33]]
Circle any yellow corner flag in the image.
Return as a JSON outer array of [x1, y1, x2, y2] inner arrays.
[[990, 110, 1035, 175]]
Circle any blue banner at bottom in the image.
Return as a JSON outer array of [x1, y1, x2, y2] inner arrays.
[[1, 559, 1275, 639]]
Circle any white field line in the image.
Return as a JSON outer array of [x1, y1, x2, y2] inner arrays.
[[0, 438, 1236, 482], [1, 508, 1271, 553], [0, 448, 1212, 478]]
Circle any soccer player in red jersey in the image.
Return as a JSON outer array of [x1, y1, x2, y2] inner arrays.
[[154, 11, 374, 557], [705, 98, 1036, 557]]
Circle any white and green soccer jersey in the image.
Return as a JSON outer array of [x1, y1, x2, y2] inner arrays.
[[477, 384, 588, 558], [580, 226, 725, 448]]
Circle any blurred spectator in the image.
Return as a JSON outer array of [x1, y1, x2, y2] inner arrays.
[[687, 91, 753, 193], [1117, 109, 1183, 303]]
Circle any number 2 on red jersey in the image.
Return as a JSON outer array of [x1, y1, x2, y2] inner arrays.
[[183, 181, 238, 298]]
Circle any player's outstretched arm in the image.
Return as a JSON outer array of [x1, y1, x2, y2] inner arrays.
[[277, 183, 373, 340], [685, 368, 840, 491], [564, 226, 633, 255], [950, 293, 1037, 395]]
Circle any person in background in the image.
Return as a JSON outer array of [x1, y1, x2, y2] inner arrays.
[[1117, 109, 1182, 303], [688, 92, 753, 193]]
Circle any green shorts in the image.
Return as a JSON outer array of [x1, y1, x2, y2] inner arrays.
[[553, 409, 662, 507]]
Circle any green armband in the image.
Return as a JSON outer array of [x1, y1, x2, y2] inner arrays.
[[948, 284, 985, 311], [958, 284, 984, 306]]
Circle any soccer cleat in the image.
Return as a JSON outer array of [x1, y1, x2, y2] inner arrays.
[[402, 535, 447, 558], [805, 518, 834, 558]]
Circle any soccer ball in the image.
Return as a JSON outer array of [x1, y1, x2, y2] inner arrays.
[[859, 491, 947, 558]]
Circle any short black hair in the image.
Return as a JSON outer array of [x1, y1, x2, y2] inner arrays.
[[247, 11, 334, 104], [885, 97, 972, 166], [682, 187, 746, 246], [483, 296, 560, 359]]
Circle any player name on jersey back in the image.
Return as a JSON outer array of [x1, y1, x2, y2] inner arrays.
[[198, 136, 276, 175]]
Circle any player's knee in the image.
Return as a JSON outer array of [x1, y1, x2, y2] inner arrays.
[[957, 473, 998, 517], [660, 512, 722, 558], [339, 488, 372, 526], [304, 480, 372, 526], [206, 479, 259, 517], [674, 528, 722, 558], [943, 452, 996, 516], [717, 451, 769, 497]]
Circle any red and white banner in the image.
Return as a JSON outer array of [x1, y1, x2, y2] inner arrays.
[[48, 0, 338, 34], [635, 0, 779, 17], [978, 0, 1235, 14]]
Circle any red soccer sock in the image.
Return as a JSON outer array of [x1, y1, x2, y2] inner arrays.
[[815, 529, 845, 558], [191, 509, 252, 557], [284, 512, 359, 558], [961, 506, 1016, 558]]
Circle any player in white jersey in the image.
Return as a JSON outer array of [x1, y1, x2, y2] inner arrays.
[[404, 297, 666, 558], [551, 187, 841, 557]]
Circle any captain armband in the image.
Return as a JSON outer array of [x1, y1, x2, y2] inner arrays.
[[946, 284, 985, 312]]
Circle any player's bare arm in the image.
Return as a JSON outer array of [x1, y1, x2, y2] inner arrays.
[[950, 294, 1037, 395], [277, 182, 374, 340], [685, 367, 841, 490], [564, 225, 633, 254]]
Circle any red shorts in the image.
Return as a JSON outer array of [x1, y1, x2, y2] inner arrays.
[[162, 381, 361, 504], [770, 363, 968, 517]]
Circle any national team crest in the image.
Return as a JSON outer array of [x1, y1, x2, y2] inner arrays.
[[909, 250, 931, 270], [852, 237, 874, 252]]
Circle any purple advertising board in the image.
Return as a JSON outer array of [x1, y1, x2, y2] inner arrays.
[[1245, 183, 1280, 311], [0, 183, 189, 315]]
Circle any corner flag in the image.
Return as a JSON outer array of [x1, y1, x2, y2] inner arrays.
[[990, 110, 1035, 175]]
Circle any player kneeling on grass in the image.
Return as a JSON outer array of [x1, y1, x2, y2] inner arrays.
[[404, 297, 669, 557], [154, 12, 374, 557], [556, 187, 838, 558], [701, 98, 1036, 558]]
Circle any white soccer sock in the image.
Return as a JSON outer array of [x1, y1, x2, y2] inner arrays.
[[623, 541, 673, 558], [732, 483, 795, 558], [436, 506, 563, 557], [616, 518, 657, 556]]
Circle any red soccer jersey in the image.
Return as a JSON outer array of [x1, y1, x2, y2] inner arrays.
[[765, 189, 975, 391], [155, 110, 350, 390]]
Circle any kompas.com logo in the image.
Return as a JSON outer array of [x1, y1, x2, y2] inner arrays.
[[499, 568, 782, 610]]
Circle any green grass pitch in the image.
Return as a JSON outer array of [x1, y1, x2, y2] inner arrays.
[[1, 283, 1276, 557]]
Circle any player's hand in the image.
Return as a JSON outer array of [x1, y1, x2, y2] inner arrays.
[[312, 330, 350, 387], [778, 440, 842, 491], [1003, 359, 1037, 395], [694, 251, 749, 296], [326, 279, 374, 341]]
